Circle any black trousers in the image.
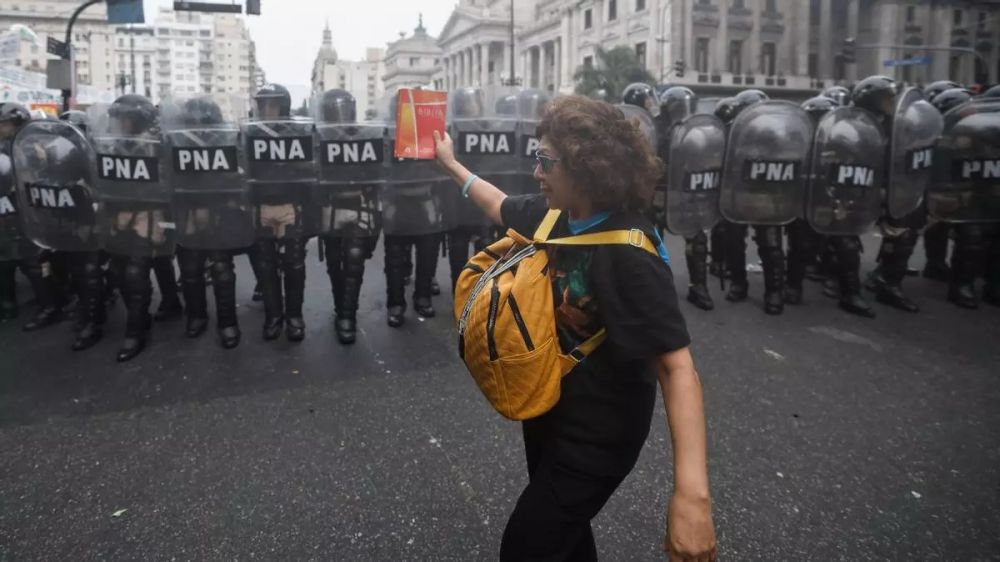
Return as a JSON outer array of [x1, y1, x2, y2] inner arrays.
[[499, 421, 625, 562]]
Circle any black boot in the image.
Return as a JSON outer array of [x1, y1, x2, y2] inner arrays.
[[0, 263, 17, 321], [336, 238, 367, 344], [385, 236, 409, 327], [832, 236, 875, 318], [756, 226, 784, 315], [685, 232, 714, 311], [22, 256, 63, 331], [413, 234, 439, 318], [724, 223, 749, 302], [152, 256, 183, 321], [784, 220, 816, 306], [709, 222, 728, 280], [179, 248, 209, 338], [948, 224, 983, 310], [210, 253, 241, 349], [873, 233, 920, 312], [922, 222, 951, 282], [258, 241, 284, 340], [282, 239, 307, 342], [117, 257, 152, 362], [72, 252, 105, 351]]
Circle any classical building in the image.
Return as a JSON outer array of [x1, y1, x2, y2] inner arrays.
[[0, 0, 118, 92], [436, 1, 532, 90], [382, 16, 444, 92], [311, 23, 386, 115], [113, 26, 158, 99]]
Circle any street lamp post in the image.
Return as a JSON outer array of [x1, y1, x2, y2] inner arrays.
[[61, 0, 103, 112]]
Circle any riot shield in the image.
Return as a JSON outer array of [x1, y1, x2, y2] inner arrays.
[[11, 120, 103, 252], [87, 103, 174, 258], [240, 118, 318, 239], [0, 153, 29, 261], [805, 107, 885, 235], [664, 114, 725, 236], [449, 88, 520, 228], [888, 87, 944, 219], [161, 95, 254, 250], [929, 99, 1000, 222], [720, 101, 813, 225], [516, 89, 550, 196], [313, 118, 386, 238], [382, 123, 449, 236], [617, 104, 658, 150]]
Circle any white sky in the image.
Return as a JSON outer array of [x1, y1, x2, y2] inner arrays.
[[143, 0, 456, 102]]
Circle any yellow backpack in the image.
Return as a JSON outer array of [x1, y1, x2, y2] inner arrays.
[[454, 209, 660, 420]]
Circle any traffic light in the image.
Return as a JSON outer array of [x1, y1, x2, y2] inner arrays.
[[674, 60, 685, 77], [842, 37, 856, 64], [246, 0, 260, 15]]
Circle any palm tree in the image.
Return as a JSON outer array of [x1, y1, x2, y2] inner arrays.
[[573, 46, 657, 101]]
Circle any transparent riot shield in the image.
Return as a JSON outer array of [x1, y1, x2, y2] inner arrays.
[[888, 87, 944, 219], [0, 153, 30, 261], [87, 103, 174, 258], [805, 107, 885, 235], [161, 94, 254, 250], [314, 118, 386, 238], [11, 120, 102, 252], [929, 99, 1000, 223], [240, 118, 318, 239], [617, 104, 658, 150], [720, 101, 813, 225], [516, 89, 550, 196], [665, 114, 725, 237], [383, 123, 450, 236]]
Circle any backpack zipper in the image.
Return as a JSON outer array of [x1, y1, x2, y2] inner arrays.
[[458, 244, 536, 335], [486, 278, 500, 361], [507, 295, 534, 352]]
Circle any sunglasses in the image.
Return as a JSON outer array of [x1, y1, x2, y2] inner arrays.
[[534, 150, 560, 174]]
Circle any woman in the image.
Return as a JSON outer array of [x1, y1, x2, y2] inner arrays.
[[433, 96, 716, 562]]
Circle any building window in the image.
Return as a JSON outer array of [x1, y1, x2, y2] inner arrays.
[[635, 42, 646, 67], [636, 0, 645, 12], [949, 55, 960, 79], [761, 42, 776, 75], [695, 37, 710, 73], [409, 57, 419, 66], [953, 10, 962, 26], [906, 6, 916, 23], [584, 8, 593, 29], [808, 52, 818, 77], [764, 0, 776, 13], [810, 0, 820, 25], [732, 0, 744, 8], [728, 40, 743, 74], [583, 55, 594, 68], [978, 12, 987, 31], [608, 0, 617, 21]]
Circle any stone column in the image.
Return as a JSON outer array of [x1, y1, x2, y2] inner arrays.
[[480, 42, 489, 86], [819, 0, 832, 78], [554, 38, 562, 91], [847, 0, 859, 81], [749, 2, 761, 75], [560, 9, 573, 89], [503, 41, 511, 84], [718, 0, 729, 73]]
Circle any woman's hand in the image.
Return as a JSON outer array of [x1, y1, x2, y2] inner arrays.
[[665, 491, 716, 562], [432, 130, 456, 170]]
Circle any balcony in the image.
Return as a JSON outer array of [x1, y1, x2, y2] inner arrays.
[[904, 24, 922, 34]]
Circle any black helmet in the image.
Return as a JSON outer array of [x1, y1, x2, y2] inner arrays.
[[0, 103, 31, 136], [735, 89, 768, 106], [0, 153, 12, 194], [319, 89, 356, 123], [821, 86, 851, 106], [517, 89, 550, 119], [931, 88, 973, 114], [925, 80, 962, 102], [713, 97, 740, 126], [495, 94, 518, 116], [851, 75, 896, 118], [58, 109, 89, 134], [253, 83, 292, 119], [588, 88, 610, 102], [801, 96, 837, 126], [179, 96, 224, 126], [109, 94, 157, 135], [622, 82, 659, 116], [979, 84, 1000, 100], [451, 87, 484, 118], [658, 86, 696, 128]]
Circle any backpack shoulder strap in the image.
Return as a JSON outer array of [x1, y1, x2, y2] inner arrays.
[[544, 228, 660, 257], [533, 209, 561, 242]]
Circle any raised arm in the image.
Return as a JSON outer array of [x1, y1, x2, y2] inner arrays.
[[433, 130, 507, 225]]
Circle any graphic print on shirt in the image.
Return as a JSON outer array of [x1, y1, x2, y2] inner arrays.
[[549, 246, 602, 352]]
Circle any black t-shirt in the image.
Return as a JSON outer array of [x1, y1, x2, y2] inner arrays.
[[501, 194, 691, 478]]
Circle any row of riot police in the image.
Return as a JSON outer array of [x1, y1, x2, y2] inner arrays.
[[0, 84, 553, 362], [616, 78, 1000, 317]]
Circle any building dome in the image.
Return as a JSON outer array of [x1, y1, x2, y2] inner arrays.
[[317, 21, 338, 64]]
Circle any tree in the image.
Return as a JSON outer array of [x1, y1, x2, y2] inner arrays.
[[573, 46, 657, 101], [293, 98, 310, 117]]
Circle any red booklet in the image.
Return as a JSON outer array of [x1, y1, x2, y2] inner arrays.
[[394, 88, 447, 160]]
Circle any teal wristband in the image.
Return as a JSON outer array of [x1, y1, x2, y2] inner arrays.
[[461, 174, 479, 198]]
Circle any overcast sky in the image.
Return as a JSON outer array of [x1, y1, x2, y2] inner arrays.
[[143, 0, 456, 102]]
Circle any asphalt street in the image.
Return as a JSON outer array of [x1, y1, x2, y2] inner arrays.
[[1, 233, 998, 562]]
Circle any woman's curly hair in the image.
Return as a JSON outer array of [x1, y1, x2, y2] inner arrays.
[[536, 95, 664, 213]]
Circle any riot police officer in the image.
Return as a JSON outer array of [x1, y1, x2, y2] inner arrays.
[[164, 95, 253, 348], [244, 83, 313, 341], [708, 97, 740, 280], [314, 89, 384, 344], [859, 76, 923, 312], [0, 102, 64, 330], [920, 80, 964, 280]]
